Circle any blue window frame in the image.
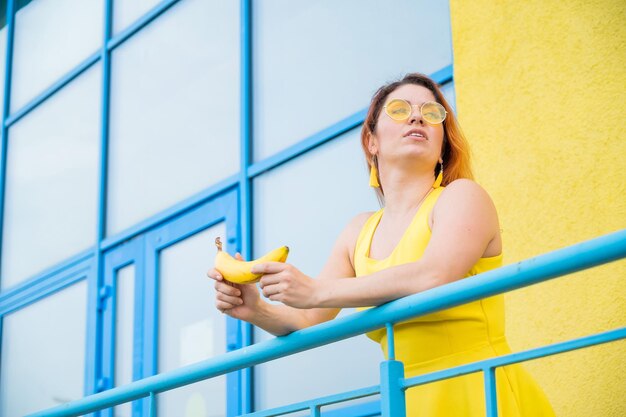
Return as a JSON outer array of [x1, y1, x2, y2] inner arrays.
[[0, 0, 453, 415], [98, 189, 242, 416]]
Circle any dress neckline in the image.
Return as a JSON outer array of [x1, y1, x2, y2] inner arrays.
[[363, 188, 504, 263], [365, 188, 438, 262]]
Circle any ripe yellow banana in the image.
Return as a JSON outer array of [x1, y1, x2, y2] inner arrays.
[[214, 237, 289, 284]]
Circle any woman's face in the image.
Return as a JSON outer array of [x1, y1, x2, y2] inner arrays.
[[370, 84, 444, 169]]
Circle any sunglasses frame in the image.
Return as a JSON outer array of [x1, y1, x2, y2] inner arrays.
[[383, 99, 447, 124]]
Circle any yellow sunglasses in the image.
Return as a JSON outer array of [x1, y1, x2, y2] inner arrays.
[[384, 99, 447, 124]]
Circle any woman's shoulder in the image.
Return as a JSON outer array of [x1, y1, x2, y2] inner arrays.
[[433, 179, 499, 228], [438, 179, 495, 207], [346, 211, 378, 233]]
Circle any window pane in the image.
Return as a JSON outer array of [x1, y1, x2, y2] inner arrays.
[[0, 24, 7, 120], [253, 130, 383, 409], [113, 0, 162, 35], [107, 0, 240, 236], [10, 0, 103, 112], [115, 264, 135, 417], [158, 223, 227, 416], [253, 0, 453, 161], [1, 66, 101, 289], [0, 280, 88, 416]]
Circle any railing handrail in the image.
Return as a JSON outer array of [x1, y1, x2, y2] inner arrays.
[[29, 228, 626, 417]]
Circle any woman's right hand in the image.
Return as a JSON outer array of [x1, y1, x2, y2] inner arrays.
[[207, 253, 262, 322]]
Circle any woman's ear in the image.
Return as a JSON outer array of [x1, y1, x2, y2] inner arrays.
[[367, 132, 378, 155]]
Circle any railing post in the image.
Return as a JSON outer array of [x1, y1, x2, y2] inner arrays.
[[484, 367, 498, 417], [380, 360, 406, 417], [148, 392, 156, 417], [380, 323, 406, 417]]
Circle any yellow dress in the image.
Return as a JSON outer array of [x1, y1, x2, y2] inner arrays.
[[355, 186, 556, 417]]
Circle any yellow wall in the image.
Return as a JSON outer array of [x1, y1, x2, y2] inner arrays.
[[449, 1, 626, 415]]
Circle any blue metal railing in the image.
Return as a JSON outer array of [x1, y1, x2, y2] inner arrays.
[[29, 229, 626, 417]]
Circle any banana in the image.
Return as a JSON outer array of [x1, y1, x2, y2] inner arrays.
[[214, 237, 289, 284]]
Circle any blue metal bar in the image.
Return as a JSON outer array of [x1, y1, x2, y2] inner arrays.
[[4, 51, 100, 128], [4, 0, 183, 130], [431, 64, 454, 85], [106, 0, 181, 51], [380, 361, 406, 417], [310, 405, 321, 417], [27, 230, 626, 416], [241, 384, 380, 417], [247, 108, 367, 178], [385, 323, 396, 360], [402, 326, 626, 390], [484, 367, 498, 417], [0, 0, 16, 287], [234, 0, 254, 415], [148, 392, 156, 417], [0, 249, 92, 315], [92, 3, 114, 416], [246, 62, 453, 179], [99, 175, 238, 250]]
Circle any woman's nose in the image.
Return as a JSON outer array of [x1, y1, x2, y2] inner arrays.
[[408, 107, 424, 125]]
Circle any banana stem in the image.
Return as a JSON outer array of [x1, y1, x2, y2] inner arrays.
[[215, 237, 223, 252]]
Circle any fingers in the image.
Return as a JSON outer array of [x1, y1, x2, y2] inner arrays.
[[259, 274, 281, 289], [251, 262, 288, 275], [214, 280, 241, 297], [216, 290, 243, 307], [235, 252, 244, 261], [215, 299, 239, 313], [260, 282, 284, 299], [207, 268, 223, 281]]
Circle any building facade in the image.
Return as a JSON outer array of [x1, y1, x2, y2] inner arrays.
[[0, 0, 624, 416]]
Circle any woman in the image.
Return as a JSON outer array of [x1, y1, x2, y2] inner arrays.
[[207, 73, 556, 416]]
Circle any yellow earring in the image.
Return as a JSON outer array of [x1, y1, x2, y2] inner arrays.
[[369, 159, 380, 188], [433, 162, 443, 188]]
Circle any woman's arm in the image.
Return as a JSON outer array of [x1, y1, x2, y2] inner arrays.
[[246, 214, 364, 335], [255, 180, 501, 308], [209, 212, 370, 336]]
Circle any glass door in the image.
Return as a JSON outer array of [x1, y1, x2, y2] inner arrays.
[[100, 190, 240, 417]]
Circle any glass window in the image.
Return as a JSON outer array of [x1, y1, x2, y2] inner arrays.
[[0, 21, 7, 120], [253, 0, 453, 161], [158, 222, 227, 416], [1, 65, 101, 290], [113, 0, 162, 35], [10, 0, 103, 112], [0, 280, 88, 416], [107, 0, 240, 236], [115, 264, 136, 417], [440, 81, 456, 112], [253, 129, 383, 409]]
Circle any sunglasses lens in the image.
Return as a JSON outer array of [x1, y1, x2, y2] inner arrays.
[[421, 102, 447, 124], [385, 99, 411, 121]]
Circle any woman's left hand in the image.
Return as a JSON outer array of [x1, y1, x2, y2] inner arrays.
[[251, 262, 321, 309]]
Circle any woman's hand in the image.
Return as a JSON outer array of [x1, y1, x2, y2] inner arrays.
[[252, 263, 322, 309], [207, 253, 262, 322]]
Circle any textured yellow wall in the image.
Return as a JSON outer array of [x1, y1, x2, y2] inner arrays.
[[449, 1, 626, 415]]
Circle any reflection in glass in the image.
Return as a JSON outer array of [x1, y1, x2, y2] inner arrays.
[[0, 280, 87, 416], [107, 0, 240, 236], [1, 66, 101, 289], [253, 130, 382, 410], [158, 222, 227, 416]]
